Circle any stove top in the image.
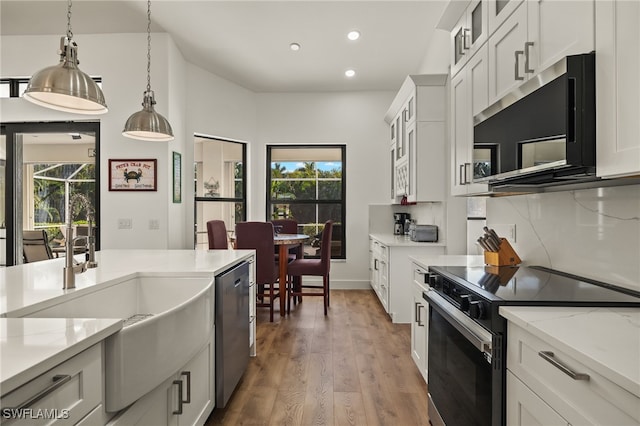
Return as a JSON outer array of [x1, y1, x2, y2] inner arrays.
[[429, 265, 640, 306]]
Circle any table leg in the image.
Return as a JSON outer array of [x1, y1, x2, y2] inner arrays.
[[278, 244, 288, 316]]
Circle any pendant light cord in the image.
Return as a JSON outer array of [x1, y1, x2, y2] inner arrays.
[[146, 0, 152, 93], [66, 0, 73, 40]]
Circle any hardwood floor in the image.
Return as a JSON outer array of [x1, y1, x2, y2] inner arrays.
[[206, 289, 429, 426]]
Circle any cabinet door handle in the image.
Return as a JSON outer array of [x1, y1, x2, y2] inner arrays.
[[457, 33, 465, 56], [514, 50, 525, 80], [538, 351, 590, 381], [463, 28, 471, 50], [524, 42, 534, 73], [417, 304, 425, 327], [4, 374, 71, 412], [414, 302, 421, 323], [173, 379, 184, 414], [464, 163, 471, 184], [374, 259, 378, 270], [181, 371, 191, 404], [459, 164, 466, 185]]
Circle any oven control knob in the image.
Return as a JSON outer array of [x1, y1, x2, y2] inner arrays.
[[469, 301, 485, 319], [429, 274, 442, 290], [459, 295, 471, 311]]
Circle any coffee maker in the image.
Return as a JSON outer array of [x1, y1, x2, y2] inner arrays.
[[393, 213, 411, 235]]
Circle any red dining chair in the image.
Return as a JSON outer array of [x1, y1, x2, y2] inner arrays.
[[287, 220, 333, 315], [235, 221, 281, 322], [271, 218, 302, 303], [207, 220, 228, 249]]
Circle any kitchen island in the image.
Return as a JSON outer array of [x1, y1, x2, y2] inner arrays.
[[0, 249, 255, 425]]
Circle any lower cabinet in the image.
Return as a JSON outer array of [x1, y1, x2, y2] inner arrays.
[[0, 343, 103, 426], [506, 322, 640, 425], [410, 266, 429, 382], [108, 337, 215, 426], [369, 236, 443, 323]]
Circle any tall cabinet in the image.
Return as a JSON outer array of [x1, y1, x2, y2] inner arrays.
[[385, 75, 447, 204]]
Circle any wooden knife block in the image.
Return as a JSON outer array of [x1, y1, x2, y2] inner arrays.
[[484, 238, 521, 266]]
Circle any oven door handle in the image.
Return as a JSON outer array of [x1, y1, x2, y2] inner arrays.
[[426, 290, 493, 355]]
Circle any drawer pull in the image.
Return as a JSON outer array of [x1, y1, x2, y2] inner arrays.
[[173, 379, 184, 414], [538, 351, 590, 381], [4, 374, 72, 412]]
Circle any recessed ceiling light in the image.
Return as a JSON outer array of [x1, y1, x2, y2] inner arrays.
[[345, 69, 356, 78], [290, 43, 301, 51], [347, 31, 360, 41]]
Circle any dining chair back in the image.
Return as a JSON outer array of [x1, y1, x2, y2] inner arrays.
[[23, 230, 54, 263], [286, 220, 333, 315], [235, 221, 280, 321], [207, 220, 229, 249]]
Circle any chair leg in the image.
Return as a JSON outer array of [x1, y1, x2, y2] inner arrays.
[[269, 282, 274, 322], [323, 275, 328, 316], [287, 276, 292, 314], [327, 274, 330, 307]]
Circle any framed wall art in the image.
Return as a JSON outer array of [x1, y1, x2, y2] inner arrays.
[[108, 159, 157, 191], [173, 151, 182, 203]]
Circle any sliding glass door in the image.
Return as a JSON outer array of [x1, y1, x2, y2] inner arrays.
[[1, 122, 100, 266]]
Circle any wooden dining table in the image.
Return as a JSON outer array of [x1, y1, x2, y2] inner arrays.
[[274, 233, 308, 316]]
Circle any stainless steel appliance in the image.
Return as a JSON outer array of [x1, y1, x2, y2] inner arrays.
[[424, 265, 640, 426], [473, 52, 597, 191], [393, 213, 410, 235], [215, 261, 250, 408], [410, 224, 438, 242]]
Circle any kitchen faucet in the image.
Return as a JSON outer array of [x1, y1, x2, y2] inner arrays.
[[63, 194, 98, 289]]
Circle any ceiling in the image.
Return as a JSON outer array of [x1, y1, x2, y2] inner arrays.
[[0, 1, 448, 93]]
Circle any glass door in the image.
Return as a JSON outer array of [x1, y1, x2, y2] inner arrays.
[[1, 122, 100, 266]]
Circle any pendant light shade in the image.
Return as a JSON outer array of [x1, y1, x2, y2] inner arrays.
[[23, 2, 108, 115], [123, 0, 174, 141]]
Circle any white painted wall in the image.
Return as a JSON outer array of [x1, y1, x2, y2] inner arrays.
[[487, 184, 640, 292], [1, 33, 180, 249]]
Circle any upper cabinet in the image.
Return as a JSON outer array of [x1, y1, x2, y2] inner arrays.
[[488, 0, 595, 104], [385, 75, 447, 203], [596, 0, 640, 178], [451, 0, 489, 77]]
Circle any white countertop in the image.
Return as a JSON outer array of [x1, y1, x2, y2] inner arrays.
[[369, 233, 446, 247], [409, 254, 485, 271], [0, 249, 254, 317], [499, 306, 640, 399], [1, 318, 122, 394]]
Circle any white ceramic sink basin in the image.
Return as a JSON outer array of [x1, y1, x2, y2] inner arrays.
[[25, 274, 214, 412]]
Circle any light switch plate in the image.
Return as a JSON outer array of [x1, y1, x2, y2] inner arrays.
[[491, 224, 516, 242], [118, 218, 132, 229]]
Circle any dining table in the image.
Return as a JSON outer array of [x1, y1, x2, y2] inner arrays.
[[273, 233, 309, 316]]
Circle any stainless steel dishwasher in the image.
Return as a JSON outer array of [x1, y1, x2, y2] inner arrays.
[[215, 260, 250, 408]]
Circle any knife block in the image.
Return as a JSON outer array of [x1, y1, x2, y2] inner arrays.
[[484, 238, 521, 266]]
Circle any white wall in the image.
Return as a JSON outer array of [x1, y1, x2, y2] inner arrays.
[[255, 91, 394, 287], [1, 33, 179, 249], [487, 184, 640, 292]]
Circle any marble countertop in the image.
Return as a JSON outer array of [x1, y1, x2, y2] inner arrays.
[[369, 233, 446, 247], [499, 306, 640, 399], [409, 254, 485, 271], [1, 318, 122, 394], [0, 249, 254, 317]]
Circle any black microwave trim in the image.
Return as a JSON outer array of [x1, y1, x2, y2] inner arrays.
[[472, 52, 596, 188]]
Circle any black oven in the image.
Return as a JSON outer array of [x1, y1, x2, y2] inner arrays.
[[424, 265, 640, 426], [426, 291, 495, 426]]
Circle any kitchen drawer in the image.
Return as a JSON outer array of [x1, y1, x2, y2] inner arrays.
[[0, 343, 102, 426], [507, 324, 640, 425], [506, 370, 569, 426], [412, 265, 429, 292]]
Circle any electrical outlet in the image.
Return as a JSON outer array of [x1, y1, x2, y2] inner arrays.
[[118, 218, 132, 229], [508, 224, 516, 242], [491, 224, 516, 242], [149, 219, 159, 230]]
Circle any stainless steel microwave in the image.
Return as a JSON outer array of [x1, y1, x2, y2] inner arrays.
[[473, 52, 596, 189]]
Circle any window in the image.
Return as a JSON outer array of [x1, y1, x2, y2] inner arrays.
[[194, 136, 247, 249], [267, 145, 346, 259], [1, 77, 102, 99]]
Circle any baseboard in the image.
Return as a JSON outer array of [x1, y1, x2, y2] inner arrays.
[[300, 278, 372, 290]]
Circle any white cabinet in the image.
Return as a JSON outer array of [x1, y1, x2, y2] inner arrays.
[[451, 0, 488, 77], [451, 44, 490, 196], [487, 0, 594, 105], [506, 371, 569, 426], [109, 338, 215, 426], [410, 266, 429, 383], [385, 75, 447, 203], [506, 322, 640, 425], [369, 236, 444, 323], [487, 0, 524, 36], [0, 344, 103, 426], [248, 257, 256, 356], [596, 0, 640, 178]]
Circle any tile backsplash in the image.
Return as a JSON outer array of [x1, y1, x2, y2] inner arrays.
[[487, 184, 640, 292]]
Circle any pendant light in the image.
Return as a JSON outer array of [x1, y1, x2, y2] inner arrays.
[[123, 0, 174, 141], [23, 0, 108, 115]]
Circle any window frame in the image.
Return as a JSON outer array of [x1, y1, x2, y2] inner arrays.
[[266, 144, 346, 260]]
